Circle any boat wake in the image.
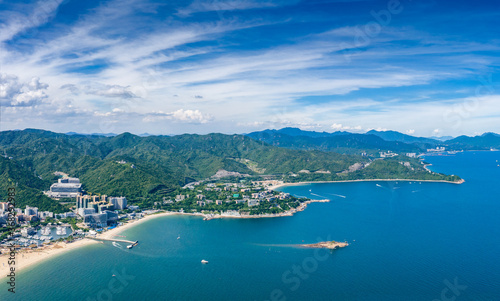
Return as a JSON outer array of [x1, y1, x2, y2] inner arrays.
[[112, 242, 123, 249], [326, 193, 346, 198], [310, 192, 328, 199]]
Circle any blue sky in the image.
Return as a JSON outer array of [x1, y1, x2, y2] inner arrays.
[[0, 0, 499, 136]]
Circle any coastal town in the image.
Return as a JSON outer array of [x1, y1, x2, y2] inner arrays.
[[0, 146, 467, 279], [0, 172, 328, 274]]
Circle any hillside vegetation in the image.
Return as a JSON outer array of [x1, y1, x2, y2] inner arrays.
[[0, 129, 461, 210]]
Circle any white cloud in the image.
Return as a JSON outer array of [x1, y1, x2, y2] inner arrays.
[[331, 123, 362, 131], [143, 109, 213, 124], [0, 0, 63, 43], [0, 74, 49, 107], [406, 129, 415, 135], [0, 0, 499, 135], [88, 84, 138, 99], [171, 109, 213, 123]]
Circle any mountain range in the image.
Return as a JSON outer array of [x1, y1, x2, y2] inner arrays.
[[3, 127, 497, 212], [246, 127, 500, 154]]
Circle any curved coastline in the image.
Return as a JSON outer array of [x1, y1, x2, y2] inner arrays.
[[0, 212, 177, 279], [0, 238, 98, 279], [269, 178, 465, 190], [0, 178, 463, 279]]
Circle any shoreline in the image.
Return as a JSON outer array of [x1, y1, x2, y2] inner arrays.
[[0, 177, 463, 278], [0, 238, 98, 279], [1, 205, 328, 277], [98, 211, 179, 239], [268, 178, 465, 190], [0, 213, 177, 279]]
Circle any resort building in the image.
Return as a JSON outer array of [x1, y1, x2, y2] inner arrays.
[[46, 177, 82, 198], [24, 206, 38, 216], [109, 197, 127, 210], [84, 213, 108, 228], [37, 211, 53, 219], [103, 210, 118, 223], [78, 208, 96, 217], [248, 200, 259, 207]]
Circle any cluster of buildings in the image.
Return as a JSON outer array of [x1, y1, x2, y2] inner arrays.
[[42, 175, 130, 228], [0, 203, 65, 226], [1, 176, 132, 230], [379, 151, 398, 158], [164, 182, 291, 208], [76, 195, 127, 228]]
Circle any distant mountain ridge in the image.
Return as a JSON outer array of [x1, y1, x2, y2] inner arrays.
[[247, 128, 433, 155], [446, 133, 500, 149], [365, 130, 440, 145], [247, 127, 500, 154]]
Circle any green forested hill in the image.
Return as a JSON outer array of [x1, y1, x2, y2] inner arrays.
[[0, 156, 66, 213], [246, 128, 426, 155], [0, 130, 363, 206], [0, 129, 460, 210]]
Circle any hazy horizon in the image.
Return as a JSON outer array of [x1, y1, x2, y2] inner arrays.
[[4, 126, 499, 139]]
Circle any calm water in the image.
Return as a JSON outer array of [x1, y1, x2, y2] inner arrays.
[[2, 151, 499, 300]]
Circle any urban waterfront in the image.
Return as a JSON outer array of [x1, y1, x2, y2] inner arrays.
[[1, 151, 499, 300]]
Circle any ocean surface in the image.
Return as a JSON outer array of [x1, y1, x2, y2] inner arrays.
[[2, 151, 499, 300]]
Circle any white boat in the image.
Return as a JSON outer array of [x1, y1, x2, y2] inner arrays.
[[56, 226, 67, 236], [41, 227, 51, 236], [177, 235, 180, 240], [127, 245, 133, 249], [201, 260, 208, 264]]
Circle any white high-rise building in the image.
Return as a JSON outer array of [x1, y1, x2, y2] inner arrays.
[[25, 206, 38, 216], [109, 197, 127, 210]]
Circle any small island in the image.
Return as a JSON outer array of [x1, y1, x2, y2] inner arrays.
[[300, 240, 349, 249]]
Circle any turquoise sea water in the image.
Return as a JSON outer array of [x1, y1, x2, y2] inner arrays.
[[1, 151, 499, 300]]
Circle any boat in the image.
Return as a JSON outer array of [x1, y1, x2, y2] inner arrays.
[[41, 226, 51, 236], [177, 235, 180, 239], [56, 226, 66, 236], [201, 260, 208, 264], [127, 245, 133, 249]]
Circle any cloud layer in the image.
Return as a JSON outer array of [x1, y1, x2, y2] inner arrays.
[[1, 0, 499, 136]]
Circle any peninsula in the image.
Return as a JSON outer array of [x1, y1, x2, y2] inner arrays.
[[300, 240, 349, 249]]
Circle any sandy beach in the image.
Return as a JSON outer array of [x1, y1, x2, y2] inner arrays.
[[0, 238, 98, 278], [268, 178, 465, 190], [0, 212, 177, 279], [0, 197, 337, 278], [98, 211, 177, 239]]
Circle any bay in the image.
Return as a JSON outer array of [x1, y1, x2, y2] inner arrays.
[[1, 151, 499, 300]]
